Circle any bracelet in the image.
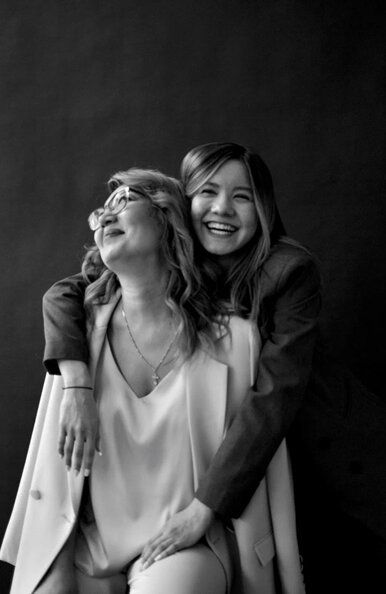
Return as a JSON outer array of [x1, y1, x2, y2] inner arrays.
[[62, 386, 93, 390]]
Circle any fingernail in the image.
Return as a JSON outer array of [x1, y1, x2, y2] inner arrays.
[[98, 451, 103, 456], [84, 469, 90, 477], [154, 554, 161, 561], [59, 453, 64, 459]]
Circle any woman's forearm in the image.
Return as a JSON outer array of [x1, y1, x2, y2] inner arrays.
[[57, 360, 100, 476], [58, 359, 92, 387]]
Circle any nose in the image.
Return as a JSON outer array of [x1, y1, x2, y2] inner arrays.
[[99, 210, 117, 228], [210, 192, 234, 216]]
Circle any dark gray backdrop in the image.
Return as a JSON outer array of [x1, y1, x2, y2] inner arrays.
[[1, 0, 385, 588]]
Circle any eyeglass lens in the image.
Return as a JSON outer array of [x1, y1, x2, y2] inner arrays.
[[88, 186, 130, 230]]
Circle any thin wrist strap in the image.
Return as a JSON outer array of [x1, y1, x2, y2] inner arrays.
[[62, 386, 93, 390]]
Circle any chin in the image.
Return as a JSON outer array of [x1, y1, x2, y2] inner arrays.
[[100, 248, 120, 270], [204, 242, 235, 257]]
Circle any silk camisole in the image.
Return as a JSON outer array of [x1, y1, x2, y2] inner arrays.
[[75, 335, 195, 577]]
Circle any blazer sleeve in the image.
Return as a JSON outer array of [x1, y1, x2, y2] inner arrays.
[[195, 250, 322, 519], [42, 274, 88, 375]]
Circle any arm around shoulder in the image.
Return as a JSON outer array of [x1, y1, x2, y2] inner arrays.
[[42, 273, 89, 374]]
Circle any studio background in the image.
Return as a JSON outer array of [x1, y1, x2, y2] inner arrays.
[[0, 0, 384, 588]]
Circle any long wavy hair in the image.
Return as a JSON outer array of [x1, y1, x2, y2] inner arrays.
[[181, 142, 306, 319], [82, 168, 218, 356]]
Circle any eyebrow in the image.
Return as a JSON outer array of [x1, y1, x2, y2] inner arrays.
[[204, 181, 252, 192]]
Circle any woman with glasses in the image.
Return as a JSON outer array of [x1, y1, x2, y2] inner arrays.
[[1, 167, 303, 594]]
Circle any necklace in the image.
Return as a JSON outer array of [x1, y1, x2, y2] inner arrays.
[[121, 306, 179, 386]]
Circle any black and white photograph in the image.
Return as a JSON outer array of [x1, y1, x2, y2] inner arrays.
[[0, 2, 385, 593]]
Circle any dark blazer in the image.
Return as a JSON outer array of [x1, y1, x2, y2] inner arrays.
[[42, 242, 386, 591]]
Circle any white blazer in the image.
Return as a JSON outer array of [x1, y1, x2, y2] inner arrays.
[[1, 293, 305, 594]]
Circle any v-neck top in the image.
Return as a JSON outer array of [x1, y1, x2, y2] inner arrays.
[[75, 334, 195, 577]]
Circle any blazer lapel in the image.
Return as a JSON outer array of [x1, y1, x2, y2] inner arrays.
[[88, 291, 122, 379]]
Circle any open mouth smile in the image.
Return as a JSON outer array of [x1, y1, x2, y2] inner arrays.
[[204, 221, 238, 235]]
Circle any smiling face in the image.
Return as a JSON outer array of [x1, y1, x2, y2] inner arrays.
[[190, 160, 259, 265], [94, 189, 163, 272]]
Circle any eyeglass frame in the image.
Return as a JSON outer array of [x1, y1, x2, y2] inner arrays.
[[88, 185, 149, 231]]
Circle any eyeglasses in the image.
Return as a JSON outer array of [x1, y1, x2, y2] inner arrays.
[[88, 185, 148, 231]]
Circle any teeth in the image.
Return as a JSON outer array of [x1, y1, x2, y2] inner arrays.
[[206, 222, 236, 233]]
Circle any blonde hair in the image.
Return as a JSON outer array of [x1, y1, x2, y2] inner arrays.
[[82, 168, 218, 356], [181, 142, 306, 319]]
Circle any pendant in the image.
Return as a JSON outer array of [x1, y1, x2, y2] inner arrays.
[[152, 372, 160, 386]]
